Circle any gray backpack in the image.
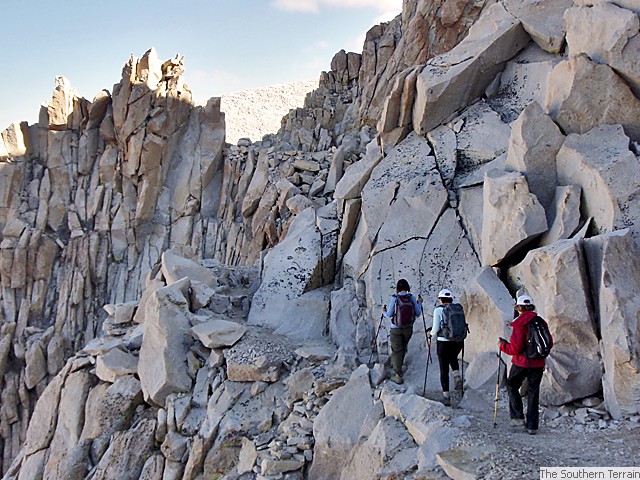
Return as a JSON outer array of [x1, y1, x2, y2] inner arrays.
[[438, 303, 468, 341]]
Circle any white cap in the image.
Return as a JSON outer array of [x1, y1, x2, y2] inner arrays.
[[516, 295, 533, 306], [438, 289, 453, 299]]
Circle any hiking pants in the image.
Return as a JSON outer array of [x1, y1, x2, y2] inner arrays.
[[436, 340, 463, 392], [506, 365, 544, 430], [390, 326, 413, 376]]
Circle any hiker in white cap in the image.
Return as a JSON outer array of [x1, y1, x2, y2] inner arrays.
[[499, 295, 553, 435], [429, 288, 468, 406]]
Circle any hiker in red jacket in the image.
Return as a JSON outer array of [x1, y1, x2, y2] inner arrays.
[[499, 295, 553, 435]]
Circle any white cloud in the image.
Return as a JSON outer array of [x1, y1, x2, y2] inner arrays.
[[302, 40, 331, 52], [347, 32, 367, 53], [373, 7, 401, 23], [272, 0, 402, 14], [272, 0, 320, 13]]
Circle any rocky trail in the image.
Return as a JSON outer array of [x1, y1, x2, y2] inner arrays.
[[380, 339, 640, 479]]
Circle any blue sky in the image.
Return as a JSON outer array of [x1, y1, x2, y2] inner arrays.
[[1, 0, 401, 130]]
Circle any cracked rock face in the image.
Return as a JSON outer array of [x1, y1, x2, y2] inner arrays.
[[5, 0, 640, 477]]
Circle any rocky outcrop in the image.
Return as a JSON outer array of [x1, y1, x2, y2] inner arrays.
[[546, 55, 640, 141], [505, 102, 565, 210], [480, 170, 548, 266], [247, 206, 337, 332], [565, 3, 640, 96], [413, 2, 529, 135], [556, 124, 640, 235], [503, 0, 572, 53], [584, 230, 640, 420], [352, 0, 494, 128]]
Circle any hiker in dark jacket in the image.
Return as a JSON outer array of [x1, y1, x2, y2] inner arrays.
[[499, 295, 553, 435], [430, 288, 463, 406], [382, 279, 423, 384]]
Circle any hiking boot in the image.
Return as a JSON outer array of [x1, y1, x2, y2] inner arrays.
[[391, 374, 404, 384], [442, 396, 451, 406], [454, 376, 463, 391], [527, 429, 537, 435], [510, 419, 525, 428]]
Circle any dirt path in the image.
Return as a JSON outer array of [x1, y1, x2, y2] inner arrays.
[[394, 340, 640, 479], [457, 390, 640, 479]]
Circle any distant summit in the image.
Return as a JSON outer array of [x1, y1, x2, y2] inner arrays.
[[221, 80, 317, 144]]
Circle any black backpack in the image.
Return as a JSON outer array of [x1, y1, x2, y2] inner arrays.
[[438, 303, 468, 341], [525, 316, 552, 359], [393, 295, 415, 327]]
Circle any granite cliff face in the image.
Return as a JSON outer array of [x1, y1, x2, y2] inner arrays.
[[2, 0, 640, 478]]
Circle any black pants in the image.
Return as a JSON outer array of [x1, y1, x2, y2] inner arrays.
[[506, 365, 544, 430], [390, 326, 413, 376], [436, 340, 463, 392]]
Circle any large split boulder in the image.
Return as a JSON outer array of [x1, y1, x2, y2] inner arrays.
[[539, 185, 582, 246], [505, 102, 565, 210], [309, 366, 377, 480], [503, 0, 573, 53], [339, 416, 418, 480], [584, 230, 640, 419], [565, 3, 640, 96], [274, 286, 331, 340], [138, 283, 194, 405], [413, 2, 529, 134], [334, 138, 383, 202], [461, 267, 514, 390], [556, 124, 640, 235], [509, 240, 601, 405], [546, 54, 640, 142], [480, 170, 548, 266]]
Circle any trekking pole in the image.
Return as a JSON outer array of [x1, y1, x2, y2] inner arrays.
[[493, 350, 502, 428], [420, 302, 432, 396], [368, 308, 386, 365], [461, 343, 465, 396], [422, 335, 432, 396]]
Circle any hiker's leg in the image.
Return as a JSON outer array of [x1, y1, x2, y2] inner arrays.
[[389, 328, 404, 376], [437, 341, 450, 392], [448, 341, 463, 371], [506, 365, 526, 421], [525, 367, 544, 430], [400, 327, 413, 373]]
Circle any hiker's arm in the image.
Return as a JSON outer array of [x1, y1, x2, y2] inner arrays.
[[432, 307, 442, 337], [500, 325, 525, 355], [413, 295, 423, 317], [383, 297, 396, 318]]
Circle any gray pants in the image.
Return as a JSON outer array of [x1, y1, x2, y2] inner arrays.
[[390, 326, 413, 376]]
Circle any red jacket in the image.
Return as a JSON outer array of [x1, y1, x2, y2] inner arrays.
[[500, 311, 552, 368]]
